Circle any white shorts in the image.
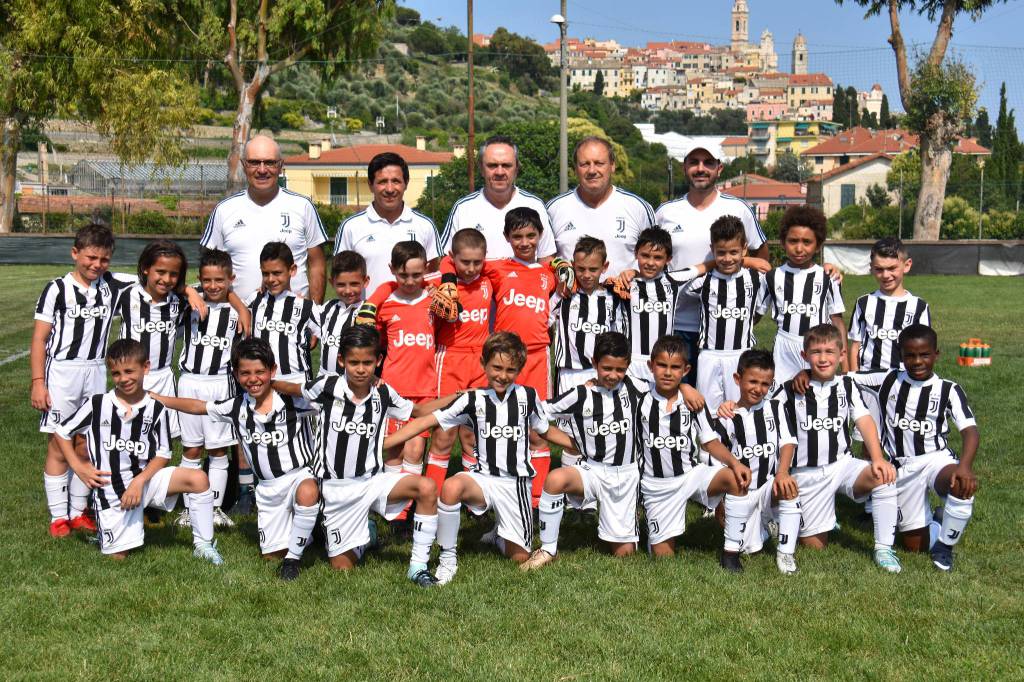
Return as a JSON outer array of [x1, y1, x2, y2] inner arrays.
[[95, 466, 177, 555], [772, 331, 807, 384], [894, 451, 958, 532], [40, 358, 106, 433], [255, 468, 316, 554], [144, 367, 179, 438], [740, 480, 776, 555], [696, 349, 742, 411], [567, 460, 640, 543], [177, 373, 237, 449], [459, 471, 534, 550], [792, 457, 869, 537], [321, 472, 409, 557], [627, 356, 653, 385], [641, 463, 725, 545]]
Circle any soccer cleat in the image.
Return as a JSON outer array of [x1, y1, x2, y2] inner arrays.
[[435, 550, 458, 585], [69, 513, 98, 533], [479, 524, 499, 547], [520, 548, 557, 572], [49, 518, 72, 538], [776, 552, 798, 575], [874, 548, 902, 574], [279, 558, 302, 581], [231, 486, 255, 516], [366, 518, 379, 550], [194, 540, 225, 566], [719, 550, 744, 573], [930, 541, 955, 573], [175, 509, 192, 528], [702, 505, 716, 519], [408, 568, 440, 588], [766, 519, 780, 541], [212, 508, 235, 528]]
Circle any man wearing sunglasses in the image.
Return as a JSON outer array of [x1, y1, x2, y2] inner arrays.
[[201, 135, 328, 303]]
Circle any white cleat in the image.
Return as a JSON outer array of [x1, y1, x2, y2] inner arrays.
[[776, 551, 798, 575], [212, 508, 235, 528], [175, 509, 191, 528], [194, 540, 225, 566]]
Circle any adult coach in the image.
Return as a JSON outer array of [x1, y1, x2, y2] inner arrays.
[[547, 136, 655, 276], [201, 135, 328, 302], [654, 141, 768, 383], [334, 152, 440, 294], [440, 135, 556, 262]]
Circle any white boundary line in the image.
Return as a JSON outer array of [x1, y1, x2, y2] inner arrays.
[[0, 350, 30, 366]]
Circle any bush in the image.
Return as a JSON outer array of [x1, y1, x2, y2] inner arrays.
[[939, 196, 979, 240], [281, 112, 306, 130], [315, 204, 354, 243], [981, 210, 1024, 239]]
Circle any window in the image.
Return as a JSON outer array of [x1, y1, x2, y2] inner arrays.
[[840, 183, 856, 208], [330, 177, 348, 206]]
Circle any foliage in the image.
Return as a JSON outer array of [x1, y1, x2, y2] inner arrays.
[[972, 108, 993, 148], [394, 6, 420, 26], [481, 27, 558, 94], [593, 70, 605, 97], [886, 150, 984, 207], [720, 156, 769, 181], [826, 198, 1022, 240], [771, 150, 813, 183], [903, 59, 977, 141], [407, 23, 450, 56], [865, 183, 892, 208], [828, 203, 906, 239], [986, 82, 1021, 211], [651, 109, 747, 135], [880, 94, 892, 128]]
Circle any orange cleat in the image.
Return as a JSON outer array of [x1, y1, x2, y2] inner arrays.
[[69, 513, 98, 533], [49, 518, 72, 538]]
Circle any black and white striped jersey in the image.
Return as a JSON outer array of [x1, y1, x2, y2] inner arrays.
[[683, 268, 765, 351], [636, 390, 722, 478], [206, 391, 317, 482], [848, 291, 931, 370], [57, 391, 172, 510], [624, 268, 700, 360], [774, 376, 869, 468], [715, 399, 796, 490], [549, 287, 622, 370], [760, 264, 844, 336], [318, 299, 360, 375], [34, 272, 135, 362], [851, 369, 975, 463], [435, 384, 551, 478], [545, 378, 644, 466], [178, 301, 241, 376], [115, 284, 187, 371], [248, 290, 320, 377], [301, 374, 412, 479]]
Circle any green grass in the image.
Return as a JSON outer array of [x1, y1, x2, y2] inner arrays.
[[2, 266, 1023, 680]]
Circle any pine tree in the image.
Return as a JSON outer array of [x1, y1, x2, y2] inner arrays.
[[880, 94, 891, 128], [846, 86, 860, 127], [974, 107, 993, 148], [594, 70, 605, 97], [988, 82, 1021, 210], [833, 85, 848, 125]]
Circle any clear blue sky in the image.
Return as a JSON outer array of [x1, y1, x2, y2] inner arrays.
[[402, 0, 1024, 127]]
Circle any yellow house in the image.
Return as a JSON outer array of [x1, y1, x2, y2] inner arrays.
[[282, 142, 454, 208], [747, 119, 841, 167]]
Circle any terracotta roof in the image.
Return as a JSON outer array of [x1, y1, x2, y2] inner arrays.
[[803, 127, 990, 157], [788, 73, 832, 86], [818, 153, 893, 181], [284, 144, 453, 166], [721, 136, 750, 146], [721, 180, 805, 200]]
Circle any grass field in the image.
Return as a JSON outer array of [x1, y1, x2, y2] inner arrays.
[[1, 265, 1023, 680]]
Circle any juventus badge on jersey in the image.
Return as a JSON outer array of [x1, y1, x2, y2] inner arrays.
[[928, 396, 940, 413], [765, 414, 775, 431], [280, 213, 291, 231], [813, 282, 822, 294], [837, 394, 847, 408], [540, 274, 550, 290], [616, 218, 626, 234]]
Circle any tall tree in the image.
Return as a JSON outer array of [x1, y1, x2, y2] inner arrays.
[[880, 94, 892, 127], [188, 0, 395, 191], [593, 70, 605, 97], [833, 84, 848, 125], [988, 82, 1021, 209], [846, 86, 860, 127], [0, 1, 197, 232], [837, 0, 1004, 240], [974, 107, 993, 148]]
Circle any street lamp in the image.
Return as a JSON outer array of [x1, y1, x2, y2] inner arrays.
[[551, 8, 568, 193]]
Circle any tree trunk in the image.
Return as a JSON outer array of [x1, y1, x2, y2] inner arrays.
[[912, 128, 953, 240], [0, 118, 22, 234], [226, 68, 270, 193]]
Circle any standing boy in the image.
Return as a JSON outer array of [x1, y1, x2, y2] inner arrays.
[[318, 250, 370, 377]]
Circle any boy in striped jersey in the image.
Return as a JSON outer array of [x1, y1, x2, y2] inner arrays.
[[383, 332, 574, 585], [32, 223, 135, 537], [249, 242, 321, 384], [59, 339, 223, 564], [714, 349, 801, 574], [758, 206, 846, 383], [521, 332, 642, 570], [152, 338, 320, 581], [176, 250, 242, 529], [318, 251, 369, 377], [850, 325, 978, 572], [274, 326, 440, 587]]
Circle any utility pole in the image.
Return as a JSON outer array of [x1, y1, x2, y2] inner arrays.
[[552, 4, 569, 193], [898, 168, 903, 239], [467, 0, 475, 192], [978, 161, 985, 239]]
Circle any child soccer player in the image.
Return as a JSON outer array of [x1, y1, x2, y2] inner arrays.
[[769, 324, 901, 573], [713, 349, 801, 574], [759, 206, 846, 383], [273, 326, 440, 586], [633, 335, 752, 571], [176, 249, 242, 529], [318, 250, 370, 377], [58, 339, 223, 564], [521, 332, 642, 570], [151, 337, 320, 581], [682, 216, 767, 410], [851, 325, 979, 572], [383, 332, 574, 584], [249, 242, 320, 384], [32, 222, 135, 537]]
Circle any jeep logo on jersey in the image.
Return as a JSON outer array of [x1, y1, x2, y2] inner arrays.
[[644, 433, 691, 451], [255, 319, 296, 335], [889, 415, 935, 435], [632, 300, 671, 314], [799, 416, 844, 432], [132, 319, 176, 334], [782, 302, 819, 316], [710, 305, 749, 320], [501, 289, 546, 314], [739, 442, 776, 459], [867, 326, 900, 341], [322, 333, 341, 347], [459, 307, 488, 324], [569, 319, 609, 335], [67, 305, 109, 319], [480, 424, 525, 440], [330, 418, 377, 437], [585, 419, 630, 437], [394, 331, 434, 349], [242, 430, 287, 446], [102, 434, 148, 455], [191, 333, 231, 350]]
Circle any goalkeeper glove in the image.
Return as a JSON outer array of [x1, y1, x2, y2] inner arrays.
[[551, 257, 577, 294], [353, 301, 378, 325], [429, 273, 462, 322]]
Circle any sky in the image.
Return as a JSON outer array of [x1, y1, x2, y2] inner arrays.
[[402, 0, 1024, 128]]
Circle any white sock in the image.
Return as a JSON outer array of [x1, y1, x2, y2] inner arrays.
[[179, 457, 203, 510], [410, 513, 437, 567], [67, 471, 90, 518], [384, 463, 402, 475], [871, 482, 898, 550], [539, 490, 565, 555], [238, 467, 254, 492], [939, 494, 974, 546], [436, 501, 461, 550], [285, 503, 318, 560], [777, 497, 801, 555], [44, 472, 69, 522], [188, 487, 215, 546], [402, 458, 422, 475], [208, 456, 229, 509], [560, 452, 580, 468], [724, 493, 754, 552]]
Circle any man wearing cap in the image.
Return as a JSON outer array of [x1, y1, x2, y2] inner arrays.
[[547, 136, 655, 277], [654, 141, 768, 384]]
